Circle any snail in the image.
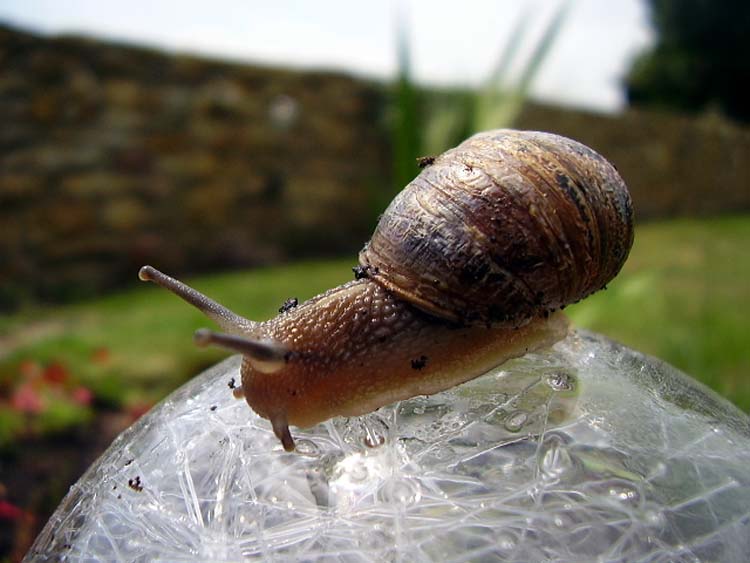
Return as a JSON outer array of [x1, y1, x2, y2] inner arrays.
[[139, 129, 633, 451]]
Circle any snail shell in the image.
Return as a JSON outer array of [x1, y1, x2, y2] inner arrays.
[[139, 129, 634, 451], [360, 129, 633, 325]]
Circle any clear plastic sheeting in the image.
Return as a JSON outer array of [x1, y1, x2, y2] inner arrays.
[[26, 331, 750, 562]]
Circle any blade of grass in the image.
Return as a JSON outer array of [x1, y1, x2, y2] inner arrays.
[[486, 4, 535, 88], [477, 0, 571, 129], [390, 16, 421, 209], [387, 1, 570, 199]]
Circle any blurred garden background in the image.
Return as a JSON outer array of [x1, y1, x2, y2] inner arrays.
[[1, 0, 749, 559]]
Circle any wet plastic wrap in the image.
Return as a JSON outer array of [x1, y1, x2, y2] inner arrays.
[[26, 331, 750, 562]]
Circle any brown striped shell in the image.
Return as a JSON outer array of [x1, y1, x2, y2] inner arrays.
[[359, 129, 634, 326]]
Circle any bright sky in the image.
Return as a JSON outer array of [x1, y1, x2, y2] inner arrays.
[[0, 0, 653, 113]]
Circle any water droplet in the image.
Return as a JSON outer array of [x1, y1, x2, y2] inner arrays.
[[485, 407, 508, 426], [294, 439, 321, 457], [644, 509, 665, 527], [341, 414, 389, 448], [539, 435, 575, 480], [586, 479, 643, 508], [364, 433, 385, 448], [545, 371, 576, 391], [609, 483, 641, 505], [363, 418, 388, 448], [379, 479, 421, 505], [504, 410, 528, 432], [348, 460, 369, 482], [650, 461, 667, 478], [495, 532, 517, 551], [441, 412, 467, 433]]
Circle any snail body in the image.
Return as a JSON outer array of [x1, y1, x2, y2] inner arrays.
[[139, 129, 633, 451]]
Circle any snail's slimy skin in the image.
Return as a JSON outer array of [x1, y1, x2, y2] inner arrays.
[[241, 279, 569, 449]]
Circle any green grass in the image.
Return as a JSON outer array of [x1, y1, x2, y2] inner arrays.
[[0, 259, 355, 442], [0, 216, 748, 447], [567, 215, 750, 410]]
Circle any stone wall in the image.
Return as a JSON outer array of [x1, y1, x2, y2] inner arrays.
[[0, 25, 389, 307], [2, 24, 749, 309]]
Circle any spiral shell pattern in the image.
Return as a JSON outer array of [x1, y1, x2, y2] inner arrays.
[[359, 129, 634, 325]]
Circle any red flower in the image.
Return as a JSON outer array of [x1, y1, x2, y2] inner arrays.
[[42, 362, 69, 385], [10, 383, 45, 414], [71, 386, 93, 406], [0, 500, 24, 521]]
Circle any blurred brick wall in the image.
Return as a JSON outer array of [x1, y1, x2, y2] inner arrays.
[[0, 25, 389, 306], [2, 25, 749, 308]]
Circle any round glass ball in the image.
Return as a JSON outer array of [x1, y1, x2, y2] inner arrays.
[[26, 331, 750, 562]]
